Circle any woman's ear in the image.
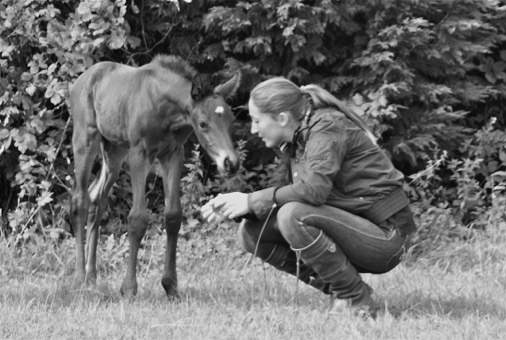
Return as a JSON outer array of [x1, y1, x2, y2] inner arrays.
[[277, 112, 290, 126]]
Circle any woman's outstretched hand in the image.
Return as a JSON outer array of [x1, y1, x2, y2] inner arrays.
[[201, 192, 249, 223]]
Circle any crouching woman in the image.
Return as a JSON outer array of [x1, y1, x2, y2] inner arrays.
[[201, 77, 417, 317]]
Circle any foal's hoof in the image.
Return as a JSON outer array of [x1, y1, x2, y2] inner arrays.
[[161, 277, 178, 300], [72, 273, 86, 289], [85, 274, 97, 286], [166, 290, 181, 302], [119, 281, 138, 298]]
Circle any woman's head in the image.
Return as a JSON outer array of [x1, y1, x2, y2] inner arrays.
[[249, 77, 309, 121], [248, 77, 308, 148], [248, 76, 377, 148]]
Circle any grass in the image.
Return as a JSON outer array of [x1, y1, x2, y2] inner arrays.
[[1, 226, 506, 340]]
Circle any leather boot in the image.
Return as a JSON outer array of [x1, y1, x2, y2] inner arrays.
[[292, 230, 378, 316], [262, 243, 331, 294], [328, 284, 378, 319]]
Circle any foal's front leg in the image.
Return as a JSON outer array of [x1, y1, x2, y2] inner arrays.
[[158, 147, 184, 299], [119, 148, 151, 298]]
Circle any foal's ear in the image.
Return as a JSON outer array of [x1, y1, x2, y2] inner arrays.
[[214, 71, 242, 101], [191, 73, 220, 101]]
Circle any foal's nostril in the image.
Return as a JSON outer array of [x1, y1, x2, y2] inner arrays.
[[224, 157, 231, 172], [223, 156, 238, 175]]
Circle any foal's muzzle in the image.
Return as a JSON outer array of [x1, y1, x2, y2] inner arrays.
[[223, 156, 239, 175]]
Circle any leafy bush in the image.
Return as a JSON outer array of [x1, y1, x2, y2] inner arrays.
[[407, 117, 506, 257], [204, 1, 506, 172], [0, 0, 140, 237]]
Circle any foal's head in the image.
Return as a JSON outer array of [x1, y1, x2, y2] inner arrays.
[[190, 71, 241, 176]]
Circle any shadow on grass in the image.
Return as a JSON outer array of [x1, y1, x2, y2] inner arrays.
[[385, 291, 506, 320], [0, 278, 122, 310], [8, 268, 505, 323]]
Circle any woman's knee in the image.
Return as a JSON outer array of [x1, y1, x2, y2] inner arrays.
[[277, 201, 306, 234], [277, 201, 322, 244]]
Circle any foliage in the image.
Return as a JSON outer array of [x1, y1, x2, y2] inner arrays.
[[349, 0, 506, 171], [407, 117, 506, 256], [204, 0, 506, 173], [0, 0, 140, 237]]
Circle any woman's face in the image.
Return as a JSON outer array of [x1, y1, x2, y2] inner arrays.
[[248, 99, 287, 148]]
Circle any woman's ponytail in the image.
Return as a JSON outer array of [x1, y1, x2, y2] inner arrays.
[[300, 85, 377, 145]]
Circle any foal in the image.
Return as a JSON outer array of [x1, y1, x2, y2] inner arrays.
[[69, 55, 240, 298]]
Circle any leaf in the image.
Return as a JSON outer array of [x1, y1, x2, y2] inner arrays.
[[21, 72, 32, 81], [108, 31, 125, 49], [310, 51, 326, 65], [77, 2, 93, 22], [485, 71, 496, 84], [0, 129, 9, 139], [491, 171, 506, 182], [493, 61, 506, 73], [379, 95, 388, 106], [26, 83, 36, 96], [36, 191, 53, 207], [50, 93, 62, 105], [127, 36, 141, 48], [500, 149, 506, 163], [13, 130, 37, 154], [501, 50, 506, 61], [487, 160, 499, 173], [352, 93, 364, 105]]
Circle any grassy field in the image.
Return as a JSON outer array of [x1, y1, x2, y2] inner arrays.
[[1, 228, 506, 340]]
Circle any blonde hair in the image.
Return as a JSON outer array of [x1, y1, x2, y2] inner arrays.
[[250, 77, 376, 144]]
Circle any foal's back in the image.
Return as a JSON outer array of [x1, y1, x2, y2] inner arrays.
[[70, 61, 192, 147]]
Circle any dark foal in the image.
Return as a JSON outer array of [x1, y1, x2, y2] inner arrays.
[[69, 55, 240, 298]]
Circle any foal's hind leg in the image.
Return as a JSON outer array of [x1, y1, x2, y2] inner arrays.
[[84, 141, 128, 283], [70, 128, 101, 287], [158, 147, 184, 299], [120, 147, 152, 297]]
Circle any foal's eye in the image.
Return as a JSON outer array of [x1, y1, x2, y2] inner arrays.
[[198, 121, 208, 129]]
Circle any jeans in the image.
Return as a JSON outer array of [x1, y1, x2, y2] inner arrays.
[[238, 201, 412, 297]]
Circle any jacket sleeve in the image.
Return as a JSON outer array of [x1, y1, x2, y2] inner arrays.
[[248, 122, 348, 219]]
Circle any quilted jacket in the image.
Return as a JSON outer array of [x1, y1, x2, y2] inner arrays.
[[246, 107, 416, 235]]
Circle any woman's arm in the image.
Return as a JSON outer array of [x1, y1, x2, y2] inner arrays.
[[249, 119, 349, 218]]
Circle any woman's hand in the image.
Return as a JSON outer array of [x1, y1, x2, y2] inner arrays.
[[201, 192, 250, 223], [201, 199, 226, 223]]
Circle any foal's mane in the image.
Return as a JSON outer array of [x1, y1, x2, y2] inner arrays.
[[152, 55, 196, 81]]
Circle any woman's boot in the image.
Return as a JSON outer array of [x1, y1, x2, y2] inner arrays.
[[260, 243, 331, 294], [292, 230, 378, 318]]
